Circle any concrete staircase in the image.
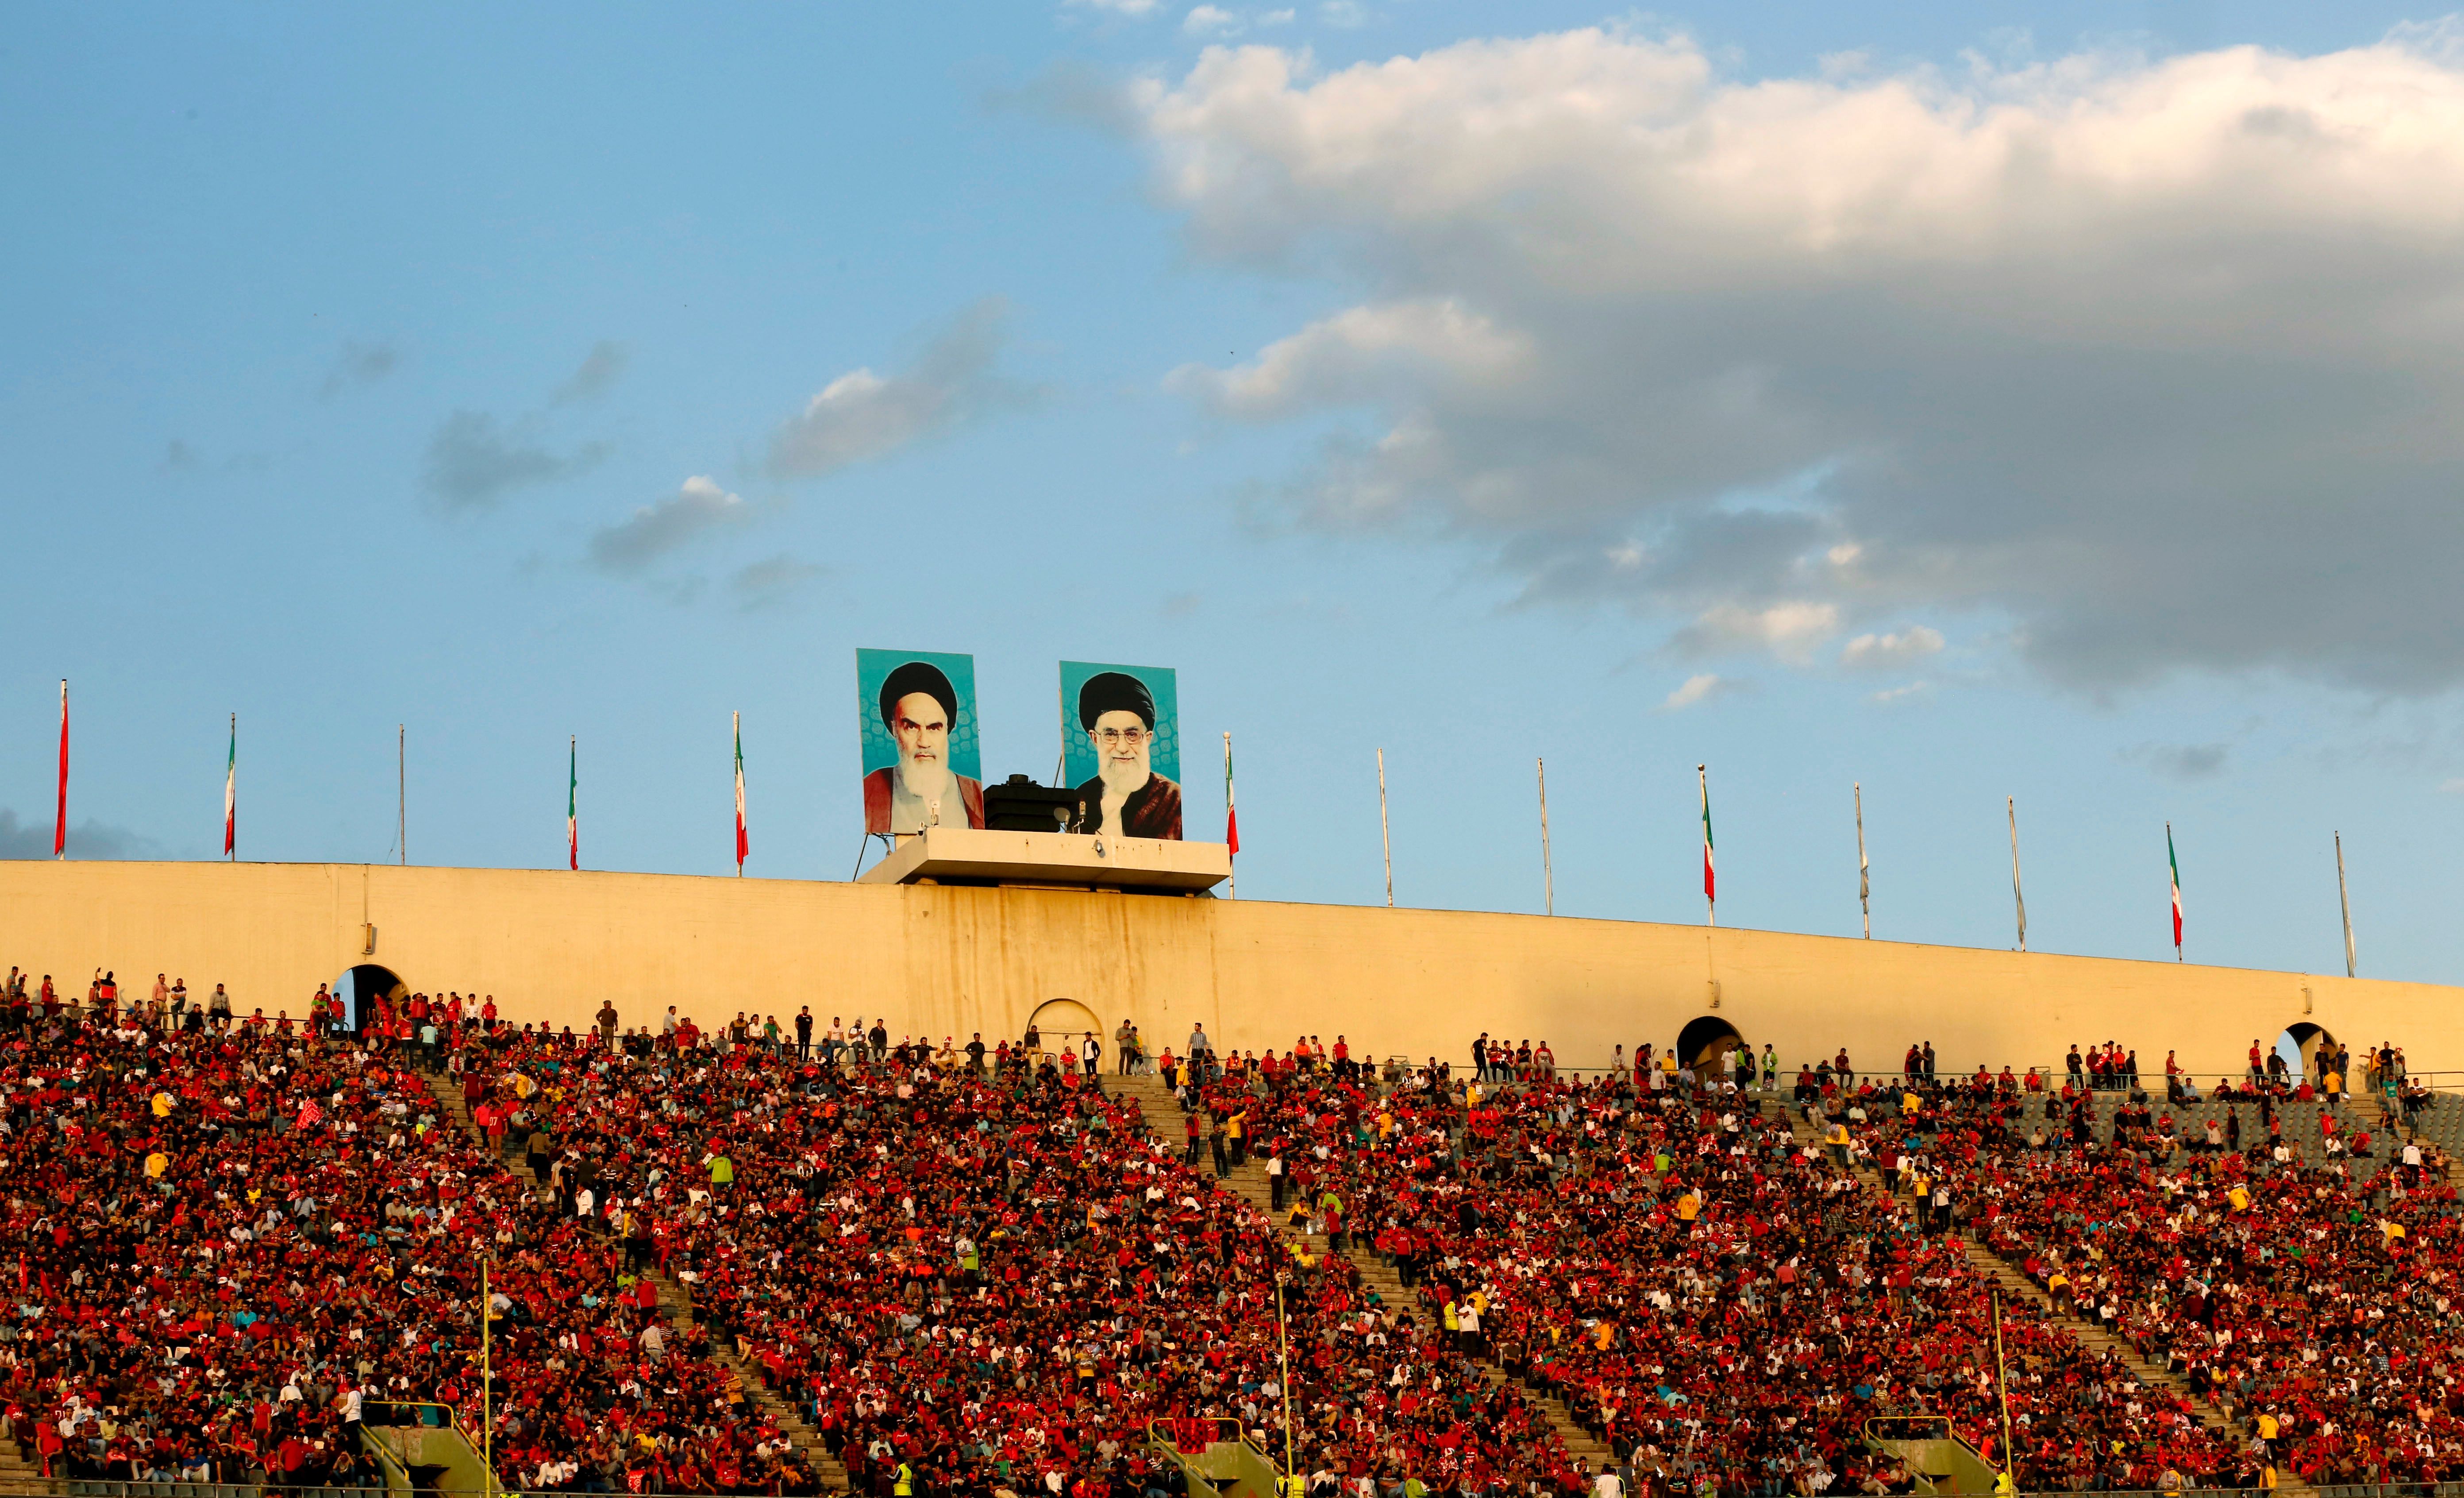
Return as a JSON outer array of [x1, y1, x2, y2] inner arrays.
[[416, 1071, 850, 1492], [1110, 1069, 1619, 1475], [0, 1431, 59, 1496], [643, 1269, 853, 1493], [1774, 1094, 2310, 1495]]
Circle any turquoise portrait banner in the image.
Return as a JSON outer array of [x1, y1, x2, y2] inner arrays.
[[1059, 660, 1182, 841], [857, 648, 983, 836]]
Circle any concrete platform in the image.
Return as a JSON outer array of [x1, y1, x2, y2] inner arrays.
[[856, 825, 1230, 893]]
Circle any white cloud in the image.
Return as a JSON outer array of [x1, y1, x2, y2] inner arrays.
[[1066, 0, 1159, 14], [1673, 601, 1839, 663], [587, 477, 750, 573], [1869, 681, 1933, 705], [1185, 4, 1239, 34], [2442, 777, 2464, 794], [1661, 672, 1733, 710], [768, 299, 1021, 479], [1840, 625, 1946, 669], [1168, 299, 1529, 419], [1140, 29, 2464, 692], [1318, 0, 1366, 25], [1262, 8, 1295, 23]]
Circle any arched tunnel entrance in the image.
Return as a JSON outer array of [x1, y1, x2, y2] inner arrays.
[[337, 964, 407, 1033]]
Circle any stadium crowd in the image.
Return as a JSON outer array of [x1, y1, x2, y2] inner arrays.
[[1810, 1061, 2464, 1491], [1172, 1046, 2242, 1494], [7, 959, 2461, 1498]]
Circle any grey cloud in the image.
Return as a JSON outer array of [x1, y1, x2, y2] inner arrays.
[[997, 60, 1148, 135], [0, 810, 165, 861], [766, 298, 1026, 479], [163, 439, 272, 476], [422, 411, 610, 510], [586, 477, 752, 574], [320, 340, 400, 398], [731, 555, 827, 611], [553, 342, 631, 405], [2127, 742, 2231, 780], [1143, 31, 2464, 691]]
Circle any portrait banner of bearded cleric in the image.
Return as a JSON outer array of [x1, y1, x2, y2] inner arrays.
[[856, 648, 986, 837], [1059, 661, 1182, 841]]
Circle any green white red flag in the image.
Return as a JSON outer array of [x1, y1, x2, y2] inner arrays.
[[223, 714, 236, 858], [2168, 822, 2183, 954], [1224, 733, 1239, 855], [567, 737, 578, 871], [734, 713, 749, 871], [1699, 764, 1716, 917]]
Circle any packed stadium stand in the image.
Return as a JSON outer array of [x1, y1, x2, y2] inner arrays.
[[3, 969, 2456, 1498]]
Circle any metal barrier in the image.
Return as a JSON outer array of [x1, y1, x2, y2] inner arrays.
[[358, 1402, 500, 1498], [1145, 1418, 1282, 1498]]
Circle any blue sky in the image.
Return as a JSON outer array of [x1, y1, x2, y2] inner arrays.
[[7, 1, 2464, 985]]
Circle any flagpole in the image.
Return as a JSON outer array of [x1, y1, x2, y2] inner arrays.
[[54, 680, 68, 861], [1376, 748, 1393, 909], [2335, 832, 2356, 978], [568, 737, 578, 873], [2007, 796, 2027, 954], [225, 712, 237, 862], [1222, 731, 1237, 899], [733, 711, 746, 877], [398, 724, 407, 866], [1990, 1286, 2016, 1488], [1536, 757, 1553, 916], [1854, 782, 1869, 939], [481, 1257, 494, 1498]]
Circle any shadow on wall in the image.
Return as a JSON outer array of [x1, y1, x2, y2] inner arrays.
[[1028, 996, 1100, 1057], [338, 964, 407, 1032], [1678, 1014, 1744, 1072]]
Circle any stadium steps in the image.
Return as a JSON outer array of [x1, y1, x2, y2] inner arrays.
[[1948, 1242, 2239, 1435], [643, 1269, 854, 1494], [1767, 1097, 2312, 1489], [0, 1436, 59, 1496], [416, 1072, 851, 1493], [1111, 1069, 1620, 1475]]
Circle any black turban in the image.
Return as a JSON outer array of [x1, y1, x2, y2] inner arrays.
[[879, 662, 959, 729], [1078, 671, 1156, 730]]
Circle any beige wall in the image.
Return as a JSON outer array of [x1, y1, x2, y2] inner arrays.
[[0, 859, 2448, 1078]]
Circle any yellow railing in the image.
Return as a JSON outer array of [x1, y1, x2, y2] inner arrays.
[[362, 1401, 504, 1498]]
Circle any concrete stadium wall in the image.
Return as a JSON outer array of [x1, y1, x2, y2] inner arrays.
[[0, 860, 2449, 1078]]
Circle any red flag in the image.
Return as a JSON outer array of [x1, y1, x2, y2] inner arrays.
[[54, 680, 68, 858]]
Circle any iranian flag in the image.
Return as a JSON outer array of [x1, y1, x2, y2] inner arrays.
[[223, 714, 237, 859], [1223, 732, 1240, 855], [567, 737, 579, 871], [1698, 764, 1716, 919], [733, 712, 749, 872], [2168, 822, 2183, 955]]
